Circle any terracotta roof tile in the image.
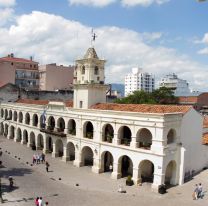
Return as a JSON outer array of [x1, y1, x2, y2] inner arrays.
[[65, 100, 73, 107], [16, 99, 49, 105], [202, 132, 208, 145], [178, 96, 198, 104], [0, 57, 38, 64], [15, 99, 73, 107], [91, 103, 192, 114]]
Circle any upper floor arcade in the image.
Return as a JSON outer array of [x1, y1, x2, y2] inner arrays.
[[0, 101, 191, 156]]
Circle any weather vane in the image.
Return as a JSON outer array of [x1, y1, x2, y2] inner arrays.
[[91, 29, 97, 46]]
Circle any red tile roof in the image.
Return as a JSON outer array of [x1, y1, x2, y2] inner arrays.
[[0, 57, 38, 64], [16, 99, 49, 105], [15, 99, 73, 107], [203, 116, 208, 128], [91, 103, 192, 114], [65, 100, 73, 107], [202, 132, 208, 145], [178, 96, 198, 104]]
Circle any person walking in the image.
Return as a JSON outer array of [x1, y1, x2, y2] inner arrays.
[[33, 154, 36, 164], [38, 197, 43, 206], [41, 153, 45, 163], [198, 183, 203, 199], [193, 184, 198, 200], [45, 161, 50, 172], [35, 197, 39, 206]]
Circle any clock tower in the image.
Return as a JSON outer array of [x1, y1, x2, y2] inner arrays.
[[73, 47, 108, 109]]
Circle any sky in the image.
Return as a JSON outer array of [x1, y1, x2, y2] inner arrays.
[[0, 0, 208, 91]]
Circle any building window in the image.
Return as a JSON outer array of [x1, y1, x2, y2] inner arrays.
[[94, 66, 99, 75], [97, 76, 100, 81], [79, 101, 83, 108], [81, 66, 85, 74]]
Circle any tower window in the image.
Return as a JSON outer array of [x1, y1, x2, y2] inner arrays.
[[94, 66, 99, 75], [79, 101, 83, 108], [81, 66, 85, 74]]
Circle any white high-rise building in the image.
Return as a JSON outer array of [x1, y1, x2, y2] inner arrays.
[[125, 68, 155, 97], [159, 74, 190, 97]]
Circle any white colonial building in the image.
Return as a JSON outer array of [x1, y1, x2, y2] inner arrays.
[[0, 47, 208, 192], [125, 68, 155, 97]]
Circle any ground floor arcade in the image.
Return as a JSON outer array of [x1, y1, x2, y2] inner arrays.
[[0, 122, 179, 190]]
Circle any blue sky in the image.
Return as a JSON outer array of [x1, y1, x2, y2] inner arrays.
[[1, 0, 208, 90]]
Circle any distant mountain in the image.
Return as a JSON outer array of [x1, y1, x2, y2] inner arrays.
[[110, 83, 124, 97]]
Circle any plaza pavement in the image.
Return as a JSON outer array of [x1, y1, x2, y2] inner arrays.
[[0, 135, 208, 206]]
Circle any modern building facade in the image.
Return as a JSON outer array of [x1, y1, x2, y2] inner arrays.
[[159, 74, 190, 97], [39, 64, 74, 91], [125, 68, 155, 97], [0, 53, 39, 90], [0, 47, 207, 192]]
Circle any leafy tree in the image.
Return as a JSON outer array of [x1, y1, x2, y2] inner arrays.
[[114, 87, 178, 104], [152, 87, 178, 104]]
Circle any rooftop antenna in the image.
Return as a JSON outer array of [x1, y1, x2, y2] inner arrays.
[[91, 28, 97, 47]]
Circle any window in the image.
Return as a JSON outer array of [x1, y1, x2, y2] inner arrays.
[[94, 66, 99, 75], [79, 101, 83, 108], [97, 77, 100, 81], [81, 66, 85, 74]]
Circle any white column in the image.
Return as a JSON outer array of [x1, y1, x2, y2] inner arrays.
[[62, 146, 70, 162], [111, 162, 122, 179], [152, 167, 165, 192], [132, 167, 142, 185], [73, 148, 83, 167], [113, 133, 119, 145], [92, 154, 101, 173], [130, 136, 137, 148], [43, 136, 49, 154], [52, 143, 58, 158]]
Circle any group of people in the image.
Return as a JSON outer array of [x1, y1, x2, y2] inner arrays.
[[35, 197, 48, 206], [32, 153, 45, 164], [193, 183, 203, 200]]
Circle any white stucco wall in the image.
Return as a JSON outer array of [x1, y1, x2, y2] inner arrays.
[[180, 108, 208, 183]]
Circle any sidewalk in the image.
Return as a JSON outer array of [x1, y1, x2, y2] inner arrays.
[[1, 136, 208, 206]]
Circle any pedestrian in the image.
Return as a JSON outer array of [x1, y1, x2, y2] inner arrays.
[[193, 184, 198, 200], [45, 161, 50, 172], [41, 153, 45, 163], [198, 183, 203, 199], [33, 154, 36, 164], [109, 164, 113, 172], [36, 154, 40, 164], [44, 201, 49, 205], [38, 197, 43, 206], [35, 197, 39, 206]]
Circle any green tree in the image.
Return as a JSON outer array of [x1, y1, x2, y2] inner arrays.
[[152, 87, 178, 104], [115, 90, 156, 104], [114, 87, 178, 104]]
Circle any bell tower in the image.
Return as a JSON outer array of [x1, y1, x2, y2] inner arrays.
[[73, 47, 108, 109]]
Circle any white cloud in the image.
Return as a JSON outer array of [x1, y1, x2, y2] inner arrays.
[[68, 0, 116, 7], [68, 0, 169, 7], [121, 0, 170, 7], [0, 11, 208, 91], [197, 33, 208, 55], [0, 8, 14, 26], [0, 0, 15, 7]]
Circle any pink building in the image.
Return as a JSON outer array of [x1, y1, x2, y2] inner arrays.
[[0, 53, 39, 90], [39, 63, 74, 91], [0, 62, 15, 87]]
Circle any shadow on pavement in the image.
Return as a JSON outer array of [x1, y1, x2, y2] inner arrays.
[[1, 167, 33, 178]]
